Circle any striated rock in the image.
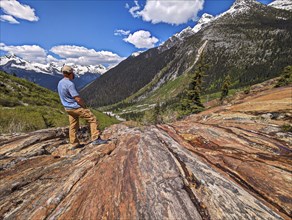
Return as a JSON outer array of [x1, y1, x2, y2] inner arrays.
[[0, 86, 291, 219]]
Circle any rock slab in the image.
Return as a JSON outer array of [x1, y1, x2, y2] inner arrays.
[[0, 86, 291, 220]]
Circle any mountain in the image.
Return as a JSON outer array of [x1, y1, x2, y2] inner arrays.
[[1, 84, 291, 219], [269, 0, 292, 11], [0, 54, 106, 91], [157, 13, 214, 53], [81, 0, 292, 108], [192, 13, 215, 33]]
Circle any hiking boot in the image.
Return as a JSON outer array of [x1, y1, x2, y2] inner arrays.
[[92, 138, 109, 145]]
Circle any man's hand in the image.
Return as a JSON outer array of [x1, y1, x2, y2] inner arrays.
[[74, 96, 86, 108]]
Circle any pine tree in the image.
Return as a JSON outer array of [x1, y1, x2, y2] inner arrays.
[[220, 74, 231, 102], [181, 56, 208, 114], [153, 103, 161, 124]]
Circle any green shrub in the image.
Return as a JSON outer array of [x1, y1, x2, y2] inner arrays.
[[281, 124, 292, 133], [244, 86, 251, 94], [275, 66, 292, 87], [0, 97, 21, 107]]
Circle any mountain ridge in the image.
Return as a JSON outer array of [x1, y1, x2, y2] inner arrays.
[[0, 54, 106, 91], [269, 0, 292, 11], [81, 0, 292, 108]]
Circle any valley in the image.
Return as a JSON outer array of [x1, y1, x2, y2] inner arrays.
[[0, 0, 291, 219]]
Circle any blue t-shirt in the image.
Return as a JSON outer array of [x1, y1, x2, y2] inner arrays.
[[57, 78, 81, 109]]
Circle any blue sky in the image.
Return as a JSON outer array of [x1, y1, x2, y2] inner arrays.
[[0, 0, 273, 67]]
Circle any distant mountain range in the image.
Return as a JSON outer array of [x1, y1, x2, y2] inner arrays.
[[0, 54, 107, 91], [81, 0, 292, 107]]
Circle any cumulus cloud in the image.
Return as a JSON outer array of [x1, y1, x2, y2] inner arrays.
[[50, 45, 125, 66], [123, 30, 159, 49], [46, 55, 59, 63], [0, 14, 19, 24], [0, 43, 125, 66], [0, 0, 39, 23], [114, 29, 131, 36], [129, 0, 204, 25], [0, 43, 48, 63]]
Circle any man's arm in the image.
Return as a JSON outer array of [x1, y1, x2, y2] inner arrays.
[[74, 96, 86, 108]]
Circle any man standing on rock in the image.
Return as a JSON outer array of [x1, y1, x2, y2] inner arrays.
[[57, 65, 108, 148]]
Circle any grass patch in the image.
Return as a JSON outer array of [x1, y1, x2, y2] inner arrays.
[[0, 106, 119, 134], [90, 109, 120, 131], [144, 74, 189, 104], [0, 71, 120, 134]]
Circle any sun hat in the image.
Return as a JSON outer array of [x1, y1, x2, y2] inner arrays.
[[61, 65, 74, 74]]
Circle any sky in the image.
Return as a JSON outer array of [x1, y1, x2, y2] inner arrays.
[[0, 0, 274, 67]]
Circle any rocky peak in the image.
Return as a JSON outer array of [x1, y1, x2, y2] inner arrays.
[[131, 51, 144, 57], [174, 26, 194, 39], [4, 53, 17, 59], [193, 13, 214, 33], [233, 0, 259, 6], [214, 0, 262, 19], [268, 0, 292, 11], [198, 13, 214, 23], [158, 13, 214, 52]]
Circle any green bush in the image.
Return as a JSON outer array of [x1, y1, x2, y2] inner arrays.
[[281, 124, 292, 133], [275, 66, 292, 87], [0, 97, 21, 107], [244, 86, 251, 94]]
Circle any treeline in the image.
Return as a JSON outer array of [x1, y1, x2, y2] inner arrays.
[[81, 47, 176, 107], [119, 64, 292, 125]]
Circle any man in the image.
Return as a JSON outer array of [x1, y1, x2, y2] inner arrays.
[[57, 65, 108, 148]]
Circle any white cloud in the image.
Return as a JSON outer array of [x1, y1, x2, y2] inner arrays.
[[129, 0, 204, 25], [0, 43, 48, 63], [129, 0, 141, 18], [0, 43, 125, 66], [123, 30, 159, 49], [114, 29, 131, 36], [46, 55, 59, 63], [0, 0, 39, 23], [0, 14, 19, 24], [50, 45, 125, 66]]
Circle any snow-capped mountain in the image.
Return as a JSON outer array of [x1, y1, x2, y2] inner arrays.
[[268, 0, 292, 11], [0, 54, 107, 91], [158, 13, 215, 52], [81, 0, 292, 107], [192, 13, 215, 33], [159, 0, 264, 52], [216, 0, 261, 19], [131, 51, 144, 57], [158, 26, 195, 52]]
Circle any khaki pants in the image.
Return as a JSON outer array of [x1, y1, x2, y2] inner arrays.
[[65, 108, 100, 144]]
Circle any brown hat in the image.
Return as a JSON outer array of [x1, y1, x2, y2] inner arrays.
[[61, 65, 74, 74]]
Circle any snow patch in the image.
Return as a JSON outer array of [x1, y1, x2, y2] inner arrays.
[[268, 0, 292, 11], [192, 13, 214, 33]]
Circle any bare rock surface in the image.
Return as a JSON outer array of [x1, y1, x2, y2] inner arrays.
[[0, 86, 291, 220]]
